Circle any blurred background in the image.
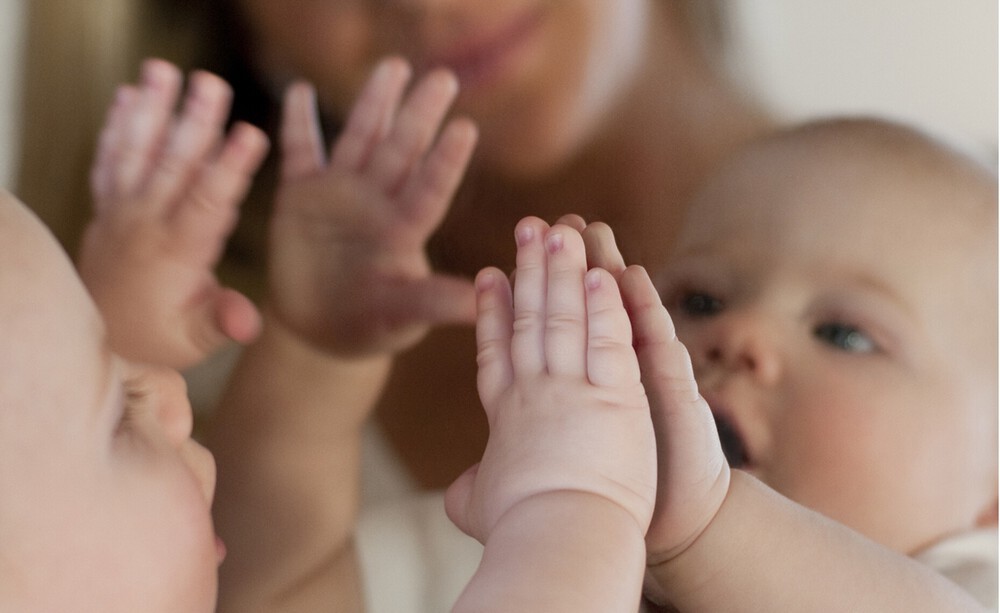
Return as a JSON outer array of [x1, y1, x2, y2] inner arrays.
[[0, 0, 995, 188]]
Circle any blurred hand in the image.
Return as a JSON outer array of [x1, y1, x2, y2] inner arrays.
[[81, 58, 268, 369], [268, 57, 479, 356]]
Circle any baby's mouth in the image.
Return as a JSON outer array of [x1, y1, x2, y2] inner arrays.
[[714, 413, 750, 469]]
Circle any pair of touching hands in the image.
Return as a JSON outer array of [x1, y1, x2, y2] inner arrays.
[[78, 56, 729, 594]]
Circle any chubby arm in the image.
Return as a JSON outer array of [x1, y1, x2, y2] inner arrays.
[[80, 58, 268, 369], [444, 218, 657, 612], [647, 471, 986, 612], [578, 223, 986, 612], [209, 58, 478, 612]]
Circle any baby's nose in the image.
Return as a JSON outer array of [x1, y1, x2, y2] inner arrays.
[[181, 440, 217, 506], [147, 366, 194, 445], [696, 312, 783, 386]]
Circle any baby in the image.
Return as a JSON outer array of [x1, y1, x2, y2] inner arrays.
[[0, 59, 268, 612], [596, 116, 996, 609], [0, 58, 659, 612]]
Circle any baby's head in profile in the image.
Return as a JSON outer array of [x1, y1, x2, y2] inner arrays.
[[658, 118, 998, 555], [0, 190, 222, 612]]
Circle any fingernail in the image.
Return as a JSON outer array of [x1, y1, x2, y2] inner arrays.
[[545, 231, 564, 254], [476, 271, 497, 292], [585, 269, 602, 290], [515, 225, 534, 246]]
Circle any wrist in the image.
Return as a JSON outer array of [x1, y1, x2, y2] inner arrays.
[[458, 490, 647, 612], [644, 469, 751, 606], [258, 308, 393, 371]]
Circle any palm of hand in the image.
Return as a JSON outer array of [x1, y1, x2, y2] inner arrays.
[[81, 216, 237, 367], [466, 377, 656, 541], [268, 170, 437, 355], [81, 61, 267, 369], [445, 220, 659, 546], [265, 59, 478, 357]]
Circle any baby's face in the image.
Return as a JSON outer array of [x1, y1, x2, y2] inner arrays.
[[660, 141, 998, 554], [0, 193, 220, 612]]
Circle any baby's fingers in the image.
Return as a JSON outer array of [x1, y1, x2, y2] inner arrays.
[[510, 217, 550, 377], [396, 117, 477, 229], [543, 225, 588, 377], [91, 85, 138, 208], [330, 57, 412, 172], [365, 68, 459, 195], [474, 268, 514, 415], [280, 81, 326, 181], [585, 267, 640, 387], [168, 122, 269, 263], [581, 222, 627, 278], [115, 59, 183, 195], [619, 266, 699, 402], [145, 71, 233, 212]]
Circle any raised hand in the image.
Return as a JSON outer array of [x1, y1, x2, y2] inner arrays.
[[267, 57, 479, 356], [576, 221, 731, 603], [80, 58, 269, 369], [445, 217, 657, 545]]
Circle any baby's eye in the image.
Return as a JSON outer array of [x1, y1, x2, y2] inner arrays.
[[678, 292, 724, 317], [813, 322, 877, 353], [115, 377, 153, 435]]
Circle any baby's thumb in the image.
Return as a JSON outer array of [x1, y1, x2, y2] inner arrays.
[[178, 288, 260, 369], [215, 288, 262, 345], [444, 463, 481, 540], [392, 274, 477, 327]]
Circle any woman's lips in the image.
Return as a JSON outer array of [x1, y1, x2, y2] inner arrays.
[[424, 9, 543, 91]]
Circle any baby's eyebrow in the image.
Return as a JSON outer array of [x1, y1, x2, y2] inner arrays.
[[838, 270, 916, 317]]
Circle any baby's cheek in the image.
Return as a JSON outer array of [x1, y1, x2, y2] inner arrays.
[[772, 406, 891, 520]]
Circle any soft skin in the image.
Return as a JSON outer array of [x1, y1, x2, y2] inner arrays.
[[659, 121, 998, 557], [446, 219, 657, 612], [79, 58, 269, 369], [0, 191, 221, 612], [236, 0, 652, 175], [622, 119, 997, 610], [209, 59, 478, 612], [217, 0, 770, 487]]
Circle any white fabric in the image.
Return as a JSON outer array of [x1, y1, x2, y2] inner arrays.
[[356, 491, 482, 613], [915, 528, 998, 609], [356, 479, 999, 612]]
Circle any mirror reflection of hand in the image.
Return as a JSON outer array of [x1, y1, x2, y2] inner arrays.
[[82, 59, 268, 369], [269, 58, 479, 356]]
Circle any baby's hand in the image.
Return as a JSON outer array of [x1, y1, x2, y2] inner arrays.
[[445, 217, 657, 544], [80, 58, 269, 369], [577, 221, 731, 604], [268, 57, 478, 356]]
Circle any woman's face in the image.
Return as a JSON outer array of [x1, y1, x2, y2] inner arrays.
[[236, 0, 654, 176]]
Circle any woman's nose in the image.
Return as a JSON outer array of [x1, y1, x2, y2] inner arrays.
[[688, 311, 783, 386]]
